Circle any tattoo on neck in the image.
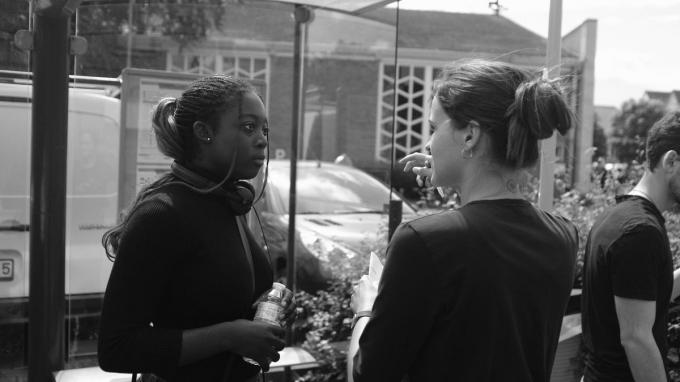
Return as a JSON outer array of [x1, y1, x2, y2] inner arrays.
[[506, 178, 525, 194]]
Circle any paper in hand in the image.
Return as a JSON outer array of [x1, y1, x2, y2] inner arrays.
[[368, 251, 384, 285]]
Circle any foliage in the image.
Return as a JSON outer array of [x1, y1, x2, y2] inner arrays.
[[0, 0, 29, 71], [611, 98, 666, 163], [552, 181, 621, 288], [666, 208, 680, 381], [0, 1, 228, 77], [78, 1, 227, 76], [592, 115, 607, 161], [292, 218, 394, 381], [294, 279, 355, 382]]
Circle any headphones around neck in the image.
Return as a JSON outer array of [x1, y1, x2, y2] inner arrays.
[[170, 161, 255, 215]]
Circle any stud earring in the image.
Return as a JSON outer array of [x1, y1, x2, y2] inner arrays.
[[206, 137, 212, 143], [461, 147, 473, 159]]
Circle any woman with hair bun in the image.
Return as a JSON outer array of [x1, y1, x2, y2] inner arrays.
[[348, 59, 579, 381], [98, 75, 292, 382]]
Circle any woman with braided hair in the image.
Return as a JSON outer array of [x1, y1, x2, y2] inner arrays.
[[98, 75, 291, 382], [348, 59, 579, 381]]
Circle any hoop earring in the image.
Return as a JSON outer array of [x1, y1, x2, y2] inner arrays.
[[461, 147, 473, 159]]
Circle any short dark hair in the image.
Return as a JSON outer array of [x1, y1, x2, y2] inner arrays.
[[433, 59, 574, 169], [646, 110, 680, 170]]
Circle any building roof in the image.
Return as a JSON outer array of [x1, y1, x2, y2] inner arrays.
[[210, 4, 574, 60], [644, 90, 671, 104], [261, 0, 396, 14], [362, 8, 570, 58]]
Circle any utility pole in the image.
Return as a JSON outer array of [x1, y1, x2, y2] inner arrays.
[[286, 4, 313, 382], [537, 0, 563, 210]]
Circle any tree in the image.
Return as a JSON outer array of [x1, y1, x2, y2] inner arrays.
[[78, 0, 229, 76], [0, 1, 30, 71], [0, 1, 228, 77], [592, 114, 607, 161], [611, 98, 666, 164]]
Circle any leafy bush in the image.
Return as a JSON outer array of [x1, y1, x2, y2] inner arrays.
[[293, 221, 390, 381], [294, 279, 354, 382]]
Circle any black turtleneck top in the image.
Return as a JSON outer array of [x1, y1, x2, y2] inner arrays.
[[98, 180, 273, 381]]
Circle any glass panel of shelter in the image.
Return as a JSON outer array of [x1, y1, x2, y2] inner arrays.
[[0, 0, 400, 377]]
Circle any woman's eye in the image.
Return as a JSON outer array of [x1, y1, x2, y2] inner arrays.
[[241, 121, 268, 136], [241, 122, 256, 134]]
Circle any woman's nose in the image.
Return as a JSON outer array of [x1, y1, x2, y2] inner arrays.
[[254, 132, 267, 148]]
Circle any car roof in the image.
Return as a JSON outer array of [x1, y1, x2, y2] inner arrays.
[[0, 82, 120, 120], [259, 159, 417, 214], [265, 159, 363, 171]]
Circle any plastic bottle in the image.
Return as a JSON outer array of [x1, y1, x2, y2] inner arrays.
[[243, 282, 287, 366]]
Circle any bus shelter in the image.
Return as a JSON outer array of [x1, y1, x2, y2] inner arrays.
[[7, 0, 567, 380]]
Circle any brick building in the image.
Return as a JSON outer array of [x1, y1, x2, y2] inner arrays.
[[127, 2, 596, 185]]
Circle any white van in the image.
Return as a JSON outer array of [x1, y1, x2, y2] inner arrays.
[[0, 73, 121, 313]]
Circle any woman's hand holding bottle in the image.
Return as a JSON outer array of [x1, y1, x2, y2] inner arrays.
[[223, 319, 285, 371]]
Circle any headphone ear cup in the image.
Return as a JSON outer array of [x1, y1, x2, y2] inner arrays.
[[171, 162, 255, 215], [227, 180, 255, 215]]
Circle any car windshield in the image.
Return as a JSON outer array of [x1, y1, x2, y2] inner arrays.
[[267, 164, 414, 215]]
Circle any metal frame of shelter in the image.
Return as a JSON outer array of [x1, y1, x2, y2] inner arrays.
[[21, 0, 564, 380]]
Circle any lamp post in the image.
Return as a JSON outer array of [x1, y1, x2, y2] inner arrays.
[[537, 0, 563, 210], [285, 4, 313, 382]]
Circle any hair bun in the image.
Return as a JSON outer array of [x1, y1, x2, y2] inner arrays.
[[506, 79, 572, 139], [152, 97, 184, 162], [504, 78, 573, 167]]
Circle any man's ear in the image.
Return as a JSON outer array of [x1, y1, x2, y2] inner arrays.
[[192, 121, 214, 144]]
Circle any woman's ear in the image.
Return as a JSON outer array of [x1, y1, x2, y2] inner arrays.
[[463, 120, 482, 150], [192, 121, 214, 144]]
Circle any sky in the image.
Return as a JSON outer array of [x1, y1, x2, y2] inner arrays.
[[391, 0, 680, 109]]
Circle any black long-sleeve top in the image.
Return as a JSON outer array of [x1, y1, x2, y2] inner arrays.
[[353, 199, 578, 382], [98, 182, 273, 381]]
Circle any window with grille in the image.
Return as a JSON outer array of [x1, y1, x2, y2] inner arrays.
[[376, 63, 434, 163], [167, 53, 269, 104]]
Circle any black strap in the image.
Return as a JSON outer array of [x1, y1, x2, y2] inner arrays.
[[235, 215, 256, 293]]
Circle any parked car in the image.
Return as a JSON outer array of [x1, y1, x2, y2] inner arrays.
[[248, 160, 416, 291]]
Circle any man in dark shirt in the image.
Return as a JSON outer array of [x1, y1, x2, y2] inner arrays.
[[582, 110, 680, 382]]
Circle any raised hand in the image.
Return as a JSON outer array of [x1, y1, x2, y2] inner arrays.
[[399, 152, 433, 187]]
